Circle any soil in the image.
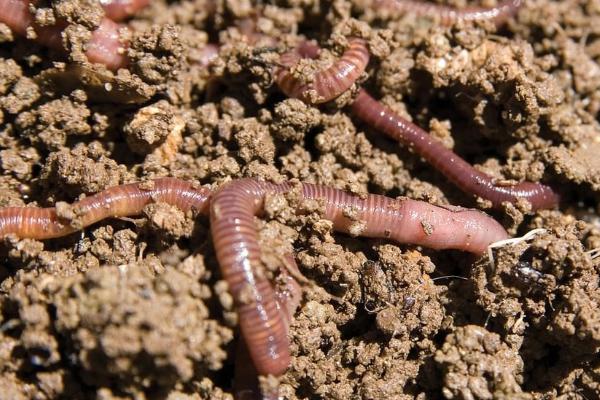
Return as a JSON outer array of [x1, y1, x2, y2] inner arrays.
[[1, 0, 600, 399]]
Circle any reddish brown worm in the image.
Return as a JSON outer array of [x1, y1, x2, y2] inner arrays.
[[233, 255, 302, 400], [373, 0, 524, 26], [210, 178, 508, 375], [275, 38, 370, 104], [0, 177, 507, 377], [351, 89, 560, 210], [275, 39, 559, 210], [0, 178, 211, 239], [0, 0, 139, 70]]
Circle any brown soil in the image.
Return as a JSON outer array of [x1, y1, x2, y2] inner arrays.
[[1, 0, 600, 399]]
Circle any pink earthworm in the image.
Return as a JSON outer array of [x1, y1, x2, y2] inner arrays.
[[210, 178, 508, 375], [373, 0, 524, 27], [275, 38, 370, 104], [0, 177, 507, 378], [0, 178, 211, 239], [0, 0, 135, 70], [351, 90, 560, 210], [233, 255, 302, 400], [274, 39, 559, 210]]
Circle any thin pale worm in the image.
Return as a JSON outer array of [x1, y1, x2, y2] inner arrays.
[[235, 17, 279, 47], [99, 0, 150, 21], [194, 19, 281, 69], [351, 89, 560, 210], [275, 38, 370, 104], [0, 0, 133, 70], [373, 0, 524, 26], [0, 177, 507, 378]]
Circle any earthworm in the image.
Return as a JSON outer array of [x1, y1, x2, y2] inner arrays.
[[0, 178, 210, 239], [234, 255, 302, 400], [0, 0, 132, 70], [85, 18, 130, 70], [351, 89, 560, 210], [210, 178, 508, 375], [275, 38, 370, 104], [372, 0, 524, 26], [100, 0, 150, 21]]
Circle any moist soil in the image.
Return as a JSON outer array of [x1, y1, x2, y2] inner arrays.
[[1, 0, 600, 399]]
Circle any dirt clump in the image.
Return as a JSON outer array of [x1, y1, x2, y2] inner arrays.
[[1, 261, 232, 399], [434, 325, 528, 399]]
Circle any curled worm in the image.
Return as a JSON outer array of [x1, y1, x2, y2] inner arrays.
[[0, 177, 507, 378], [351, 89, 560, 210], [275, 38, 370, 104], [373, 0, 524, 26]]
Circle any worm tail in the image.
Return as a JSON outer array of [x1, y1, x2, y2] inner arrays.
[[351, 89, 559, 210]]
